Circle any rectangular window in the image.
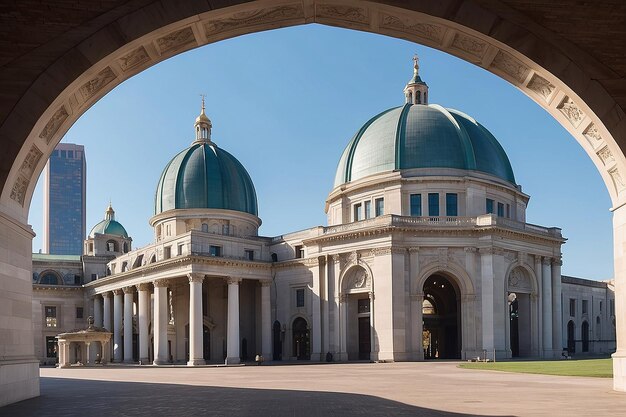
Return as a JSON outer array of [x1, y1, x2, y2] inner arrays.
[[600, 301, 603, 312], [428, 193, 439, 216], [222, 225, 230, 235], [354, 203, 362, 221], [91, 273, 97, 281], [74, 275, 81, 285], [497, 202, 504, 217], [410, 194, 422, 217], [67, 150, 74, 159], [570, 298, 576, 317], [506, 204, 511, 218], [295, 245, 304, 259], [375, 198, 384, 217], [445, 193, 458, 216], [45, 306, 57, 327], [582, 299, 588, 314], [245, 249, 254, 261], [177, 244, 184, 256], [46, 336, 57, 358], [296, 288, 305, 307], [209, 245, 221, 257], [358, 298, 370, 314], [364, 201, 371, 219], [486, 198, 494, 214], [163, 246, 171, 259], [76, 307, 83, 319]]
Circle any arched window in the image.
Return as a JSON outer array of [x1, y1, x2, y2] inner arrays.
[[417, 91, 421, 104], [424, 92, 427, 103], [408, 91, 412, 103], [582, 321, 590, 352], [123, 242, 128, 253], [106, 240, 118, 252], [39, 271, 60, 285], [122, 262, 128, 272], [596, 316, 601, 340], [201, 223, 209, 233], [149, 254, 157, 264]]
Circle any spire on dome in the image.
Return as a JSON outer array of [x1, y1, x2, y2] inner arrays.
[[194, 94, 213, 144], [403, 54, 429, 105], [105, 203, 115, 221]]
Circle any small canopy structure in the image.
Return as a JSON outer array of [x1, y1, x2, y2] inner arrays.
[[56, 316, 112, 368]]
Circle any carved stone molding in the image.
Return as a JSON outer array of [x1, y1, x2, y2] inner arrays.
[[226, 277, 242, 285], [332, 254, 341, 263], [260, 279, 272, 287], [534, 255, 543, 265], [187, 273, 205, 283], [583, 123, 603, 148], [9, 172, 29, 206], [316, 4, 368, 26], [368, 291, 375, 300], [408, 247, 420, 253], [450, 32, 486, 59], [490, 50, 529, 83], [379, 12, 444, 43], [123, 286, 135, 294], [609, 167, 626, 192], [369, 247, 391, 257], [153, 279, 169, 288], [338, 293, 348, 303], [79, 67, 116, 100], [112, 289, 123, 296], [527, 74, 556, 102], [118, 46, 150, 71], [464, 247, 478, 253], [19, 145, 43, 180], [597, 146, 615, 166], [136, 282, 151, 291], [557, 96, 585, 127], [552, 258, 563, 266], [39, 106, 69, 144], [156, 27, 195, 54], [101, 291, 112, 298], [204, 5, 303, 36], [508, 268, 531, 291], [542, 258, 552, 266]]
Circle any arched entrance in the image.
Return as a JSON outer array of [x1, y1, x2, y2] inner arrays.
[[292, 317, 310, 360], [582, 321, 590, 353], [1, 0, 626, 405], [272, 320, 282, 360], [340, 265, 373, 361], [567, 320, 576, 354], [506, 267, 538, 358], [422, 274, 461, 359]]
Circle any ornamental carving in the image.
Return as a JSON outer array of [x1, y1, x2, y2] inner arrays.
[[379, 13, 444, 43], [226, 277, 242, 285], [369, 247, 391, 257], [597, 146, 615, 166], [204, 5, 303, 36], [490, 51, 529, 83], [118, 46, 150, 71], [113, 289, 123, 295], [557, 96, 585, 127], [123, 286, 134, 294], [583, 123, 603, 147], [39, 106, 69, 144], [316, 4, 368, 25], [508, 268, 532, 292], [153, 279, 169, 288], [342, 266, 370, 292], [527, 74, 555, 102], [451, 33, 486, 58], [9, 175, 28, 206], [187, 273, 205, 283], [156, 27, 195, 54], [19, 145, 43, 180], [260, 280, 272, 287], [136, 283, 151, 291], [79, 67, 116, 100], [609, 167, 626, 192]]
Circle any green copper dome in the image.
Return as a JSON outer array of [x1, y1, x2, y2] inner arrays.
[[154, 142, 258, 216], [334, 103, 516, 187], [89, 205, 128, 238]]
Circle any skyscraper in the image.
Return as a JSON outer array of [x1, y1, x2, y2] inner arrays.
[[43, 143, 86, 255]]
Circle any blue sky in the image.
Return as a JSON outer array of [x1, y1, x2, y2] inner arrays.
[[29, 24, 613, 279]]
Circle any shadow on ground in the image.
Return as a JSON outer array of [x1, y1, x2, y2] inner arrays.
[[0, 377, 512, 417]]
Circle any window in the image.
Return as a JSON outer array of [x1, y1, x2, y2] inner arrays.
[[364, 200, 371, 219], [123, 242, 129, 253], [39, 272, 59, 285], [89, 242, 93, 253], [245, 249, 254, 261], [416, 91, 422, 104], [486, 198, 494, 214], [106, 240, 117, 252], [497, 202, 504, 217], [408, 91, 412, 103], [295, 245, 304, 259], [209, 245, 221, 257], [445, 193, 458, 216], [582, 299, 588, 314], [358, 298, 370, 314], [177, 244, 184, 256], [569, 298, 576, 317], [76, 307, 84, 319], [410, 194, 422, 216], [296, 289, 305, 307], [166, 224, 171, 236], [375, 198, 384, 217], [91, 273, 97, 281], [74, 275, 81, 285], [45, 306, 57, 327], [428, 193, 439, 216], [163, 246, 171, 260], [600, 301, 603, 312], [506, 204, 511, 218], [222, 225, 230, 235], [354, 203, 362, 221], [201, 223, 209, 232]]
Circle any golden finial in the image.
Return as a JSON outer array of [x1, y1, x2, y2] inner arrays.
[[200, 94, 206, 113], [413, 54, 419, 73]]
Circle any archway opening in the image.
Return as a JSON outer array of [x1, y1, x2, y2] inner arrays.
[[567, 320, 576, 354], [507, 267, 536, 358], [582, 321, 590, 353], [292, 317, 309, 360], [422, 274, 461, 359], [272, 320, 282, 361]]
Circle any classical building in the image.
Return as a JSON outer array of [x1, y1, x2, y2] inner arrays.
[[32, 59, 615, 366]]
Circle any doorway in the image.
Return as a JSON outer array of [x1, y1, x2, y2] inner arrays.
[[422, 274, 461, 359], [292, 317, 310, 360]]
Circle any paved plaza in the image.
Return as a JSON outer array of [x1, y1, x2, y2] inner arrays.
[[1, 362, 625, 416]]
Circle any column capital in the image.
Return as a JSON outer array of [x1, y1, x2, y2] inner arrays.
[[552, 257, 563, 266], [534, 255, 542, 265], [226, 277, 242, 285], [339, 293, 348, 303], [153, 279, 169, 288], [260, 279, 272, 287], [112, 289, 123, 296], [479, 247, 493, 255], [136, 282, 151, 292], [187, 273, 205, 283], [408, 246, 420, 253], [464, 247, 478, 253], [101, 291, 112, 298], [123, 286, 135, 294], [542, 257, 551, 266], [368, 291, 375, 300]]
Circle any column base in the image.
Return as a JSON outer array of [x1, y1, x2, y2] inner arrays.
[[310, 353, 322, 361], [153, 359, 169, 366], [225, 356, 240, 365], [139, 357, 150, 365], [613, 351, 626, 391], [123, 359, 135, 364], [187, 359, 206, 366]]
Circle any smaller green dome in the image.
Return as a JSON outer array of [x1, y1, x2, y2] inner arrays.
[[89, 205, 128, 238]]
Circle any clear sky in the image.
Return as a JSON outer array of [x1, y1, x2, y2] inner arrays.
[[28, 24, 614, 280]]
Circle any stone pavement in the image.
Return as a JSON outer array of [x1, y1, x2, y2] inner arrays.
[[1, 361, 625, 416]]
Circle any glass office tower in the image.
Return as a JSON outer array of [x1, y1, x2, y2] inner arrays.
[[43, 143, 86, 255]]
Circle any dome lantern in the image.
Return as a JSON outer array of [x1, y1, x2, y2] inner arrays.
[[194, 95, 212, 144], [403, 54, 429, 105]]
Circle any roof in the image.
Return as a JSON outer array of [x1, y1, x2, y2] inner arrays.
[[32, 254, 81, 262]]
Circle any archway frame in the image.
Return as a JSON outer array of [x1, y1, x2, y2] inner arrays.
[[504, 262, 540, 358]]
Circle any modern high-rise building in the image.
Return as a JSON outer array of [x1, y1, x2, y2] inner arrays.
[[43, 143, 86, 255]]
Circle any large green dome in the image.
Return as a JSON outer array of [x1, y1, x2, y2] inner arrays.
[[334, 103, 516, 187], [154, 141, 258, 216]]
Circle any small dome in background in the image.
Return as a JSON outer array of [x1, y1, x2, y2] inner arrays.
[[89, 204, 128, 238]]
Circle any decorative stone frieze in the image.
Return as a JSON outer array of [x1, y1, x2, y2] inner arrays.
[[39, 106, 69, 144], [203, 5, 303, 37], [9, 172, 29, 206], [609, 167, 626, 192], [527, 74, 555, 102], [597, 146, 615, 166], [79, 67, 116, 100], [583, 123, 603, 148], [379, 12, 444, 43], [316, 4, 369, 26], [557, 96, 585, 127], [490, 50, 529, 83], [450, 32, 487, 59], [226, 277, 242, 285], [19, 145, 42, 180], [136, 283, 151, 291], [156, 27, 196, 55], [153, 279, 169, 288], [118, 46, 150, 71]]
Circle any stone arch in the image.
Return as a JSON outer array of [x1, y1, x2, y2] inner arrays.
[[416, 261, 475, 297], [504, 264, 540, 358], [38, 270, 62, 285], [504, 263, 538, 295], [339, 262, 374, 296]]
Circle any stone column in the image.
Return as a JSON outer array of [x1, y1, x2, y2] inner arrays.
[[85, 342, 91, 364], [261, 280, 272, 360], [311, 258, 322, 361], [369, 291, 376, 360], [552, 258, 563, 353], [411, 293, 424, 360], [93, 296, 103, 328], [226, 277, 241, 364], [534, 255, 543, 351], [480, 248, 495, 358], [103, 292, 112, 331], [113, 289, 123, 362], [123, 286, 134, 363], [332, 255, 341, 355], [153, 279, 169, 365], [187, 273, 205, 366], [136, 283, 151, 364], [339, 294, 348, 361], [612, 203, 626, 391], [542, 257, 553, 355]]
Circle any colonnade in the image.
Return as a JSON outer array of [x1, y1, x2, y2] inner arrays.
[[92, 276, 272, 365]]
